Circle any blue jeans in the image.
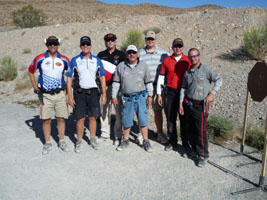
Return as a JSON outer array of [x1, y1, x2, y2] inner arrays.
[[122, 94, 148, 127]]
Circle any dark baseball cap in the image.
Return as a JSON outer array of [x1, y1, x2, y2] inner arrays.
[[45, 36, 60, 45], [104, 33, 117, 41], [172, 38, 184, 47], [80, 36, 91, 45]]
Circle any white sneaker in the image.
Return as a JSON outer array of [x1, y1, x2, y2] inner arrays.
[[136, 133, 143, 145], [59, 140, 70, 152], [42, 142, 52, 155], [75, 141, 82, 153]]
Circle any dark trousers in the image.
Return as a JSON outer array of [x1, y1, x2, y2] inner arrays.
[[164, 87, 189, 148], [184, 103, 209, 158]]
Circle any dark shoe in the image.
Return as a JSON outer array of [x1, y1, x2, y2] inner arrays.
[[156, 134, 168, 144], [197, 156, 206, 168], [165, 144, 173, 151], [143, 139, 152, 153], [116, 139, 129, 151]]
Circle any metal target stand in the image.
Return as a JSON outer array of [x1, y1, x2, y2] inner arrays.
[[231, 61, 267, 195]]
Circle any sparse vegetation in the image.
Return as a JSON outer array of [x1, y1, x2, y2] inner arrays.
[[242, 26, 267, 60], [0, 56, 18, 81], [11, 4, 47, 28], [121, 29, 145, 52], [143, 27, 161, 35], [207, 115, 234, 141], [246, 128, 265, 151]]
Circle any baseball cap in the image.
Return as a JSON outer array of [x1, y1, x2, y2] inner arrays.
[[172, 38, 184, 47], [126, 45, 138, 52], [45, 36, 60, 45], [145, 30, 156, 39], [104, 33, 117, 41], [80, 36, 91, 45]]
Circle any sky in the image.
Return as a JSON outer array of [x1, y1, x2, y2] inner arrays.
[[98, 0, 267, 8]]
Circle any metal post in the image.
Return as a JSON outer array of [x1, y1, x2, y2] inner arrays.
[[259, 114, 267, 188], [240, 89, 250, 154]]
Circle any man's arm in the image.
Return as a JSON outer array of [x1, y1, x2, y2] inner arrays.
[[100, 76, 106, 105], [29, 72, 38, 91], [206, 68, 222, 103], [67, 77, 75, 108]]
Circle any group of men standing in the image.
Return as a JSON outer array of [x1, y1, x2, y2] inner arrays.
[[29, 30, 222, 167]]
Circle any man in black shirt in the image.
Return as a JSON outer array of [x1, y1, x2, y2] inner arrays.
[[97, 33, 126, 145]]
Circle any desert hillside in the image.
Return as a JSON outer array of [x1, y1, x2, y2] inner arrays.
[[0, 0, 222, 30], [0, 1, 266, 128]]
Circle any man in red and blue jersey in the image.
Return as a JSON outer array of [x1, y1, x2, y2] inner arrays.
[[29, 36, 70, 155]]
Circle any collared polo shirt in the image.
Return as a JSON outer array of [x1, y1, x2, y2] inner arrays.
[[66, 53, 105, 89], [28, 51, 70, 91]]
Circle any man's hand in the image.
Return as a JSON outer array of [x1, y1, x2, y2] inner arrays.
[[179, 102, 184, 115], [101, 95, 107, 106], [34, 89, 44, 105], [146, 96, 152, 108], [157, 95, 162, 106], [68, 97, 76, 108], [112, 98, 118, 107], [206, 93, 214, 104]]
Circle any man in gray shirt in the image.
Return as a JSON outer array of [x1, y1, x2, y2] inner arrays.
[[138, 30, 169, 145], [112, 45, 154, 153], [179, 48, 222, 167]]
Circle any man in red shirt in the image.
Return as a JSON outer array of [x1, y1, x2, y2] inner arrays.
[[157, 38, 191, 153]]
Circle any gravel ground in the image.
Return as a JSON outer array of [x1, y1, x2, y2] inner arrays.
[[0, 102, 266, 200]]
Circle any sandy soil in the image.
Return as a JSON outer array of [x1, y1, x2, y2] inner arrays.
[[0, 102, 266, 200]]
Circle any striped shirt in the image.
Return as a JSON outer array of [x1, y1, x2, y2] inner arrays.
[[138, 46, 169, 84]]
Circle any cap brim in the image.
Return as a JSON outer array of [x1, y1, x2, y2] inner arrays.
[[80, 42, 91, 45]]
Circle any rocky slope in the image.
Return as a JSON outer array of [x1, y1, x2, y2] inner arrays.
[[0, 6, 266, 128]]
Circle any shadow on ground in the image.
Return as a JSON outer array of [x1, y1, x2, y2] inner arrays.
[[216, 47, 252, 62]]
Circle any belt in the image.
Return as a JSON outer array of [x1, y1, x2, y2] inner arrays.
[[185, 98, 203, 105], [123, 91, 146, 97], [39, 87, 64, 95], [75, 87, 98, 95]]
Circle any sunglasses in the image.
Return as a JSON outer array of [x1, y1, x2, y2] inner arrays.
[[146, 38, 155, 41], [48, 42, 59, 46], [105, 39, 115, 42], [189, 54, 200, 59], [127, 51, 137, 55], [173, 44, 183, 49], [81, 43, 91, 46]]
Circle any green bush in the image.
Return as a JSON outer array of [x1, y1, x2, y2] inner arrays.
[[143, 27, 161, 35], [121, 29, 145, 52], [0, 56, 18, 81], [11, 4, 47, 28], [207, 115, 234, 140], [246, 129, 265, 151], [242, 26, 267, 60]]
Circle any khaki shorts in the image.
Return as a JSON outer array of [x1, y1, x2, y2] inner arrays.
[[40, 90, 68, 120], [152, 86, 164, 111]]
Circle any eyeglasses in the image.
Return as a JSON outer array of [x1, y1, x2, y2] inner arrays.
[[81, 43, 91, 46], [105, 39, 115, 42], [127, 51, 137, 55], [48, 43, 59, 46], [146, 38, 155, 41], [173, 44, 183, 49], [189, 54, 199, 59]]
